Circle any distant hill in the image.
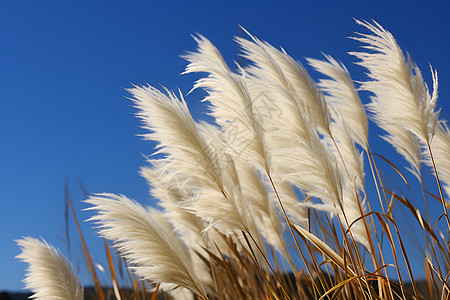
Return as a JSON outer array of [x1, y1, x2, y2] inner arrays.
[[0, 287, 139, 300], [0, 291, 32, 300]]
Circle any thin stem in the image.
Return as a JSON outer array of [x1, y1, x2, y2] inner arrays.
[[265, 170, 322, 297], [368, 144, 389, 212], [366, 147, 386, 214], [242, 230, 291, 300]]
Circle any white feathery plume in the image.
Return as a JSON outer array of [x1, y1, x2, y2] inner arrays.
[[140, 161, 226, 257], [86, 193, 207, 299], [140, 162, 207, 253], [351, 20, 439, 144], [16, 237, 84, 300], [141, 162, 213, 287], [270, 110, 343, 210], [382, 123, 423, 180], [307, 55, 368, 149], [232, 34, 342, 211], [248, 78, 343, 210], [236, 33, 331, 134], [425, 121, 450, 198], [129, 85, 248, 234], [183, 34, 329, 221], [241, 75, 283, 138], [325, 120, 365, 191], [245, 78, 309, 226], [146, 207, 207, 300], [182, 35, 269, 171], [198, 122, 267, 255], [146, 206, 179, 239], [235, 158, 285, 254], [339, 188, 372, 251], [195, 122, 254, 233]]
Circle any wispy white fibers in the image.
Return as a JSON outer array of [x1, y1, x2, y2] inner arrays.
[[140, 161, 207, 253], [182, 33, 318, 224], [244, 78, 309, 225], [183, 35, 269, 171], [141, 161, 228, 259], [425, 121, 450, 198], [146, 206, 179, 239], [351, 20, 439, 144], [236, 32, 331, 134], [268, 99, 343, 210], [382, 123, 423, 180], [234, 33, 342, 212], [129, 86, 247, 234], [326, 120, 365, 191], [145, 207, 198, 300], [16, 237, 84, 300], [141, 161, 213, 288], [198, 122, 266, 255], [321, 117, 370, 248], [247, 75, 343, 211], [339, 188, 372, 251], [308, 55, 368, 149], [86, 194, 207, 299], [235, 158, 285, 254]]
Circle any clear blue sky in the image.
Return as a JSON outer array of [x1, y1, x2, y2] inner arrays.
[[1, 0, 449, 292]]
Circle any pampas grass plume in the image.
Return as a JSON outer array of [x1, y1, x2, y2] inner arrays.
[[16, 237, 84, 300], [308, 55, 368, 149], [351, 20, 439, 144], [86, 193, 207, 299]]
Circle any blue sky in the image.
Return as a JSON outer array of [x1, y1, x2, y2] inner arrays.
[[1, 0, 449, 292]]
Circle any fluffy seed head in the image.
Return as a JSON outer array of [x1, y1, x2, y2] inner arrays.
[[351, 20, 439, 144], [86, 193, 207, 299], [16, 237, 84, 300], [130, 85, 248, 234], [308, 55, 368, 149], [236, 33, 331, 134]]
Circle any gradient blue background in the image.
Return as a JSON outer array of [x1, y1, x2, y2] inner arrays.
[[1, 0, 449, 292]]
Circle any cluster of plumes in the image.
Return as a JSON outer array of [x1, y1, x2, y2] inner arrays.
[[94, 22, 376, 297], [17, 20, 446, 299]]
